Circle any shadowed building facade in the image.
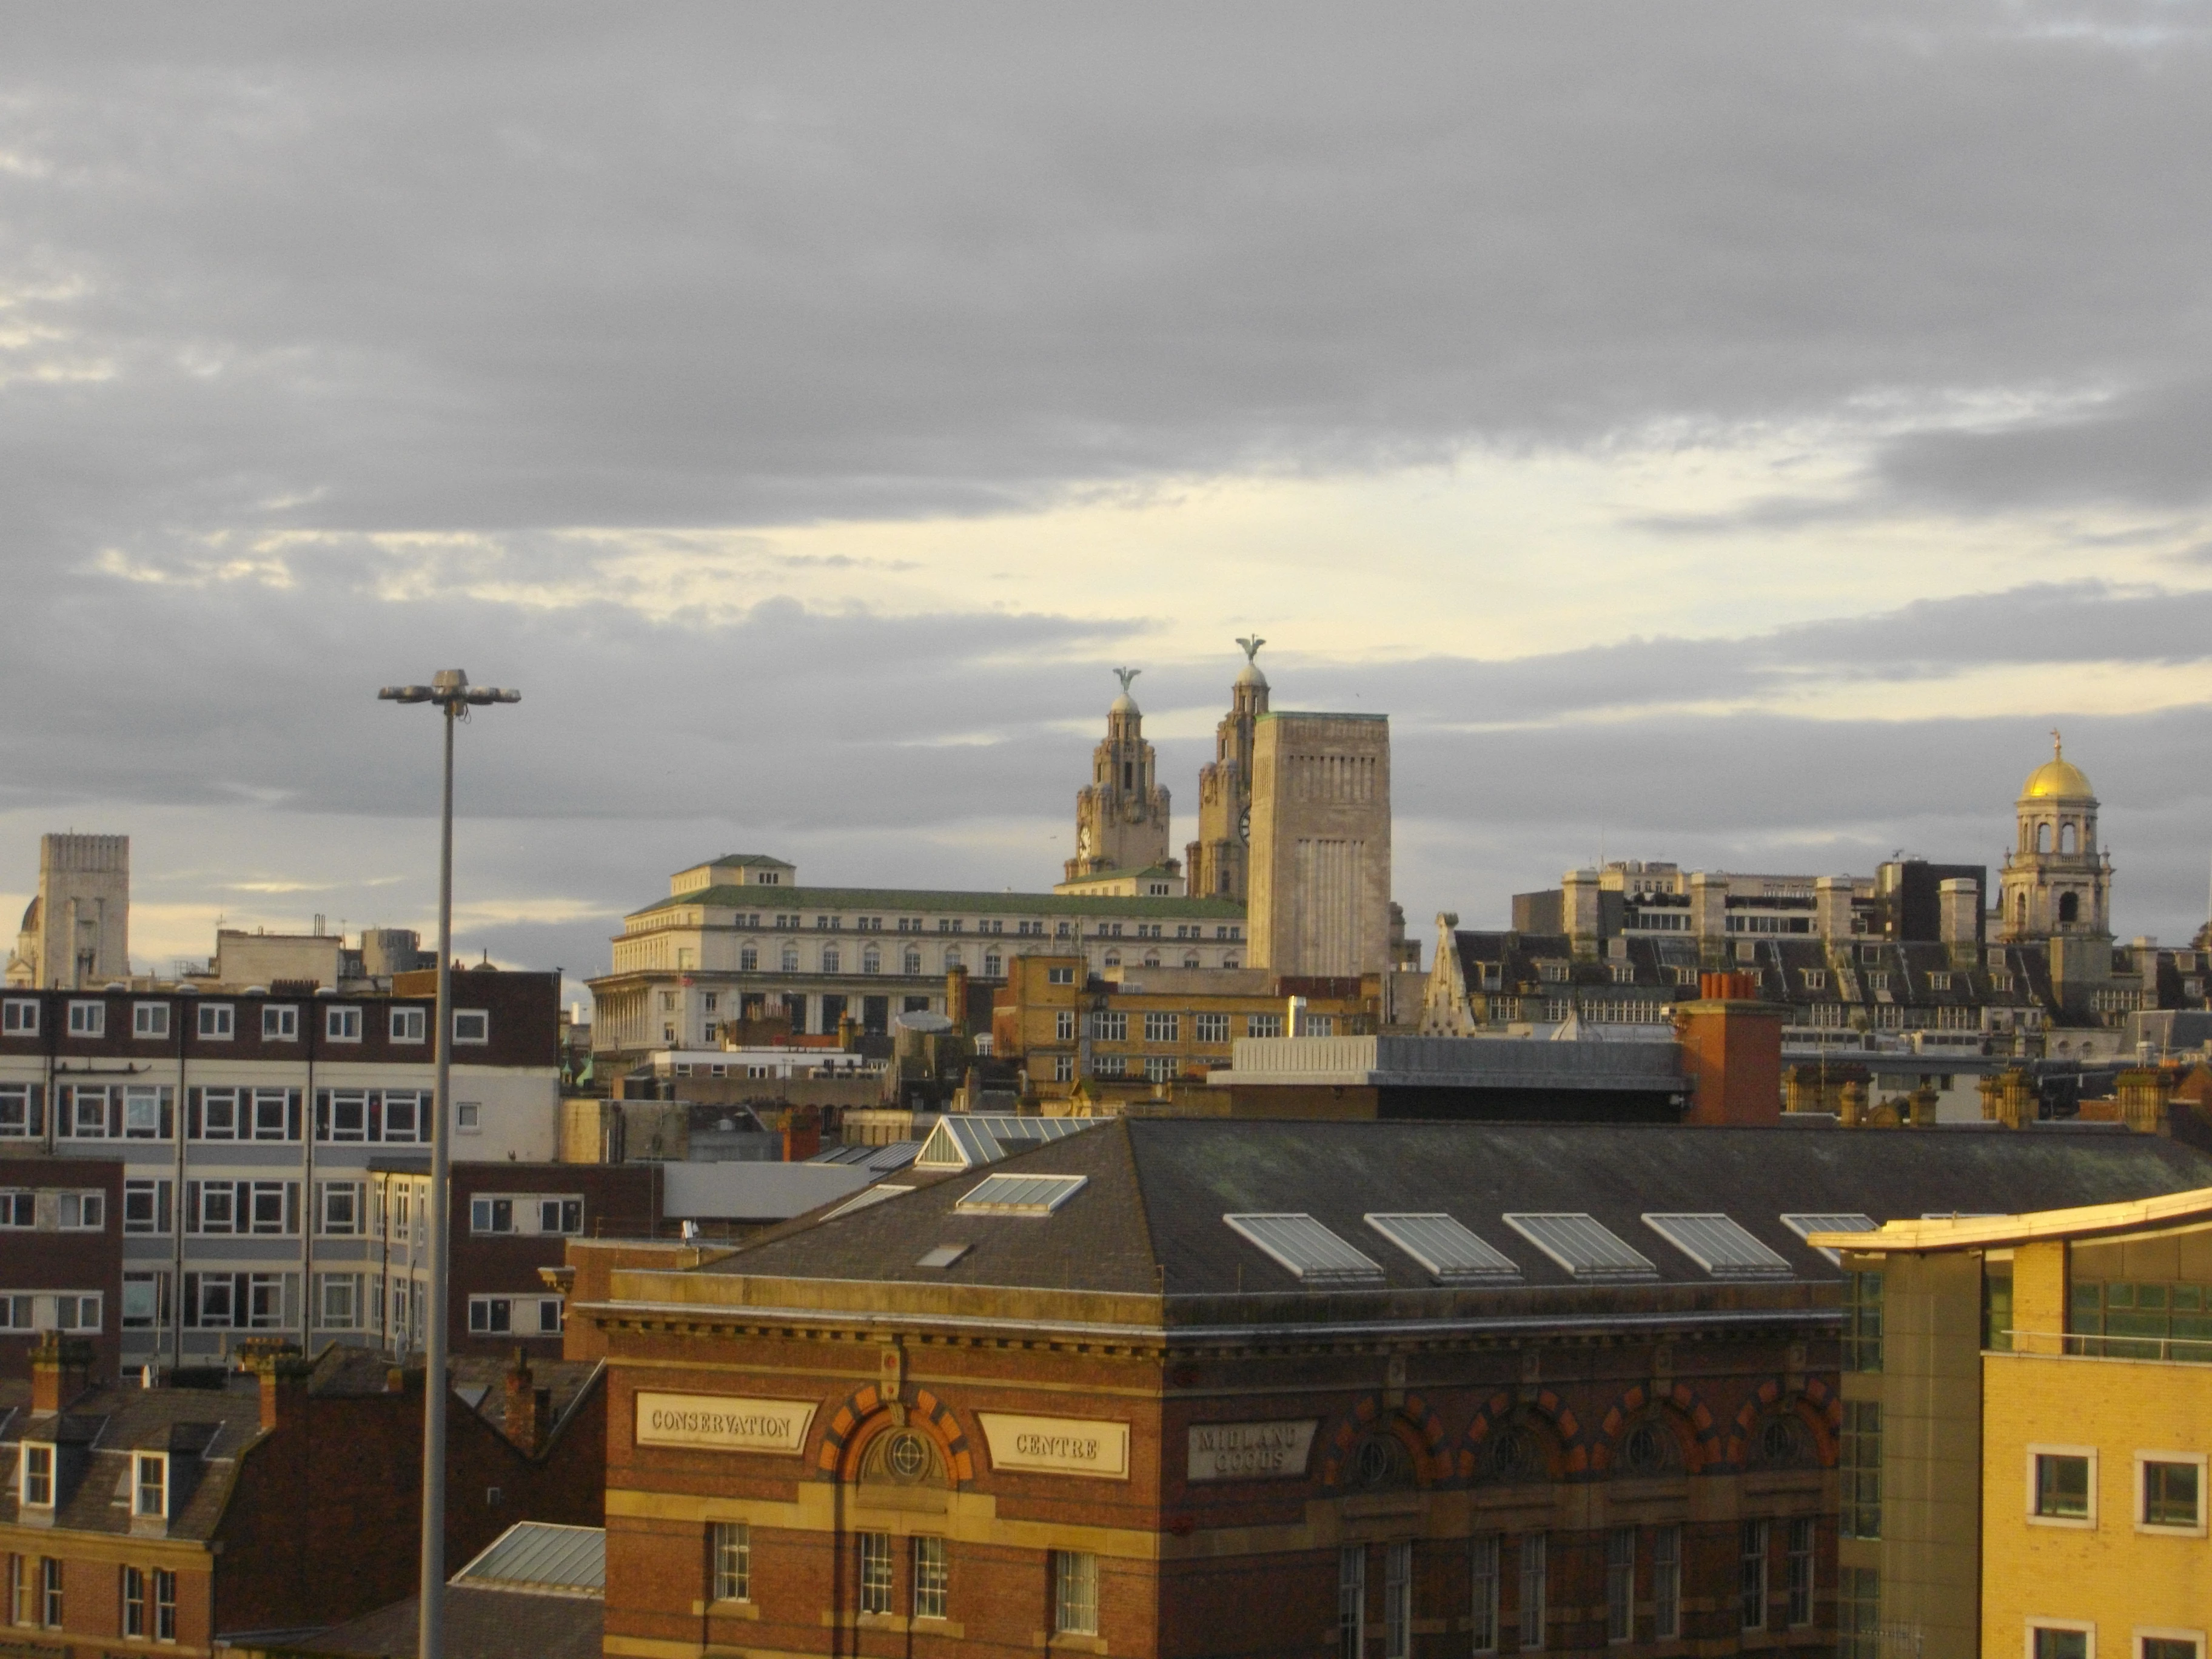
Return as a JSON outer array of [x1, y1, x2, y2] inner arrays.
[[580, 1118, 2212, 1659]]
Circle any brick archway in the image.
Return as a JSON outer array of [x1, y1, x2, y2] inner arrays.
[[1725, 1377, 1840, 1469], [1319, 1392, 1450, 1487], [1460, 1389, 1586, 1480], [813, 1383, 975, 1485], [1590, 1382, 1718, 1475]]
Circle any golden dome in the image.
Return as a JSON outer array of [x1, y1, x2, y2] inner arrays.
[[2021, 735, 2094, 800]]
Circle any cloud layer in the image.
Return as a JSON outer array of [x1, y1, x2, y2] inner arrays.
[[3, 4, 2211, 993]]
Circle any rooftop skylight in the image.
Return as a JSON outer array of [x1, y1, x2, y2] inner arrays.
[[1501, 1213, 1659, 1282], [1364, 1212, 1521, 1284], [1642, 1213, 1792, 1279], [1224, 1213, 1386, 1287], [955, 1173, 1088, 1215], [1780, 1211, 1877, 1265]]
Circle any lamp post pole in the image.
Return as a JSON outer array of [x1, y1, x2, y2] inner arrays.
[[378, 669, 519, 1659]]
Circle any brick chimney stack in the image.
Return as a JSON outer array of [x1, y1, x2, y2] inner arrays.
[[241, 1342, 313, 1430], [1672, 972, 1785, 1126], [29, 1333, 96, 1413], [782, 1104, 822, 1162], [504, 1348, 545, 1452]]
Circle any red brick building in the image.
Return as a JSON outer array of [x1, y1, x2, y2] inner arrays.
[[0, 1157, 123, 1383], [578, 1118, 2212, 1659], [0, 1334, 605, 1654], [369, 1159, 660, 1359]]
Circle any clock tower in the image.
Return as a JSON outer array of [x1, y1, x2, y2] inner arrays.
[[1064, 669, 1173, 883], [1185, 638, 1270, 900]]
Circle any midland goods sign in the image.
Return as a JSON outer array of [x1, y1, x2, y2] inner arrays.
[[634, 1392, 817, 1454], [978, 1413, 1131, 1479], [1186, 1419, 1319, 1481]]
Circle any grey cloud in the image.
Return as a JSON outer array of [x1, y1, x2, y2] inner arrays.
[[5, 1, 2212, 565]]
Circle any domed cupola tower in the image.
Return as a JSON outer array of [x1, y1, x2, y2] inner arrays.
[[1064, 668, 1172, 882], [1999, 733, 2112, 942]]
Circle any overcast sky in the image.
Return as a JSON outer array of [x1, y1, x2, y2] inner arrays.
[[5, 2, 2212, 1001]]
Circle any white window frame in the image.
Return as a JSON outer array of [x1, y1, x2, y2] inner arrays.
[[2133, 1631, 2204, 1659], [324, 1005, 363, 1042], [67, 999, 106, 1037], [2025, 1621, 2097, 1659], [390, 1006, 427, 1043], [58, 1190, 104, 1230], [318, 1181, 364, 1236], [711, 1520, 751, 1603], [453, 1008, 489, 1044], [135, 1451, 169, 1518], [2135, 1451, 2208, 1537], [19, 1442, 55, 1508], [457, 1101, 481, 1133], [261, 1003, 299, 1040], [2028, 1444, 2099, 1529], [1, 997, 38, 1035], [132, 1001, 170, 1039], [316, 1272, 363, 1330], [1052, 1549, 1099, 1637], [197, 1001, 235, 1039]]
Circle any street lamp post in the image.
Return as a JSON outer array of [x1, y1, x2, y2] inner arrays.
[[377, 669, 519, 1659]]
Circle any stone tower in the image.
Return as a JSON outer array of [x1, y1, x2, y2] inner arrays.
[[1184, 638, 1270, 900], [1998, 734, 2112, 943], [9, 833, 131, 989], [1064, 669, 1172, 883], [1247, 712, 1391, 978]]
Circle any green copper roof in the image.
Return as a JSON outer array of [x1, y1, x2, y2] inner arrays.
[[632, 883, 1247, 922]]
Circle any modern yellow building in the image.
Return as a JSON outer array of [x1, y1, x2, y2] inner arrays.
[[1813, 1188, 2212, 1659]]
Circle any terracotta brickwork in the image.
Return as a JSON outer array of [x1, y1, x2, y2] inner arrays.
[[596, 1306, 1839, 1659]]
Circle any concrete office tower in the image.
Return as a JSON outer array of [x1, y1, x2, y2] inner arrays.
[[1247, 712, 1390, 977], [12, 834, 130, 988], [1064, 669, 1173, 883], [1185, 639, 1270, 900]]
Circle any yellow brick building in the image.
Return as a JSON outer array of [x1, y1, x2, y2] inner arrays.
[[1814, 1189, 2212, 1659]]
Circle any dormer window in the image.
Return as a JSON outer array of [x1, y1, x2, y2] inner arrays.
[[135, 1451, 167, 1518], [21, 1442, 53, 1507]]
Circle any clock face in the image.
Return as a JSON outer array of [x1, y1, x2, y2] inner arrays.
[[1238, 806, 1251, 845]]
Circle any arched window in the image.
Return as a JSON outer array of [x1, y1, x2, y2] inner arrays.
[[902, 948, 922, 976], [820, 945, 840, 974], [983, 951, 1002, 977], [2059, 892, 2079, 924], [780, 943, 800, 973], [2037, 822, 2053, 853], [1223, 957, 1239, 970], [1103, 951, 1120, 968], [2060, 822, 2077, 855], [862, 946, 881, 975], [1184, 954, 1201, 970], [739, 945, 759, 973], [943, 947, 962, 971]]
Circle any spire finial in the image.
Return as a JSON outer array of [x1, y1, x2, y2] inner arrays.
[[1113, 666, 1141, 696], [1235, 635, 1265, 665], [2052, 727, 2063, 759]]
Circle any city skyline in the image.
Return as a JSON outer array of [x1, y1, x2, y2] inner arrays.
[[5, 7, 2212, 994]]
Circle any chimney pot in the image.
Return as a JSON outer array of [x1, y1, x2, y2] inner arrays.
[[29, 1333, 96, 1414]]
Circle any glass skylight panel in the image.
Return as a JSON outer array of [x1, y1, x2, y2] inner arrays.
[[1501, 1213, 1658, 1282], [1224, 1213, 1386, 1286], [916, 1243, 971, 1269], [955, 1173, 1088, 1215], [1364, 1213, 1522, 1284], [1641, 1213, 1793, 1279], [825, 1185, 910, 1219], [1780, 1211, 1878, 1265]]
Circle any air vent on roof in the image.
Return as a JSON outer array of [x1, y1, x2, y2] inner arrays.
[[1501, 1213, 1658, 1282], [1780, 1212, 1877, 1265], [955, 1173, 1087, 1215], [825, 1185, 911, 1220], [1224, 1214, 1386, 1287], [916, 1243, 971, 1269], [1642, 1213, 1792, 1280], [1364, 1213, 1521, 1284]]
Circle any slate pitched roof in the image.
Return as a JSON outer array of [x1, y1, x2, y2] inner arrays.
[[695, 1117, 2212, 1301]]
